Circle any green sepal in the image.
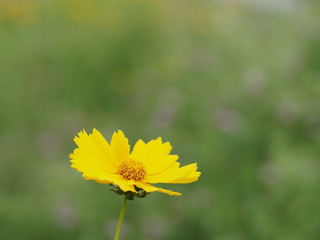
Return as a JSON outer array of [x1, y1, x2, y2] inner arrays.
[[109, 184, 150, 200]]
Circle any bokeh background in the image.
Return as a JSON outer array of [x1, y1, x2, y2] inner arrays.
[[1, 0, 320, 239]]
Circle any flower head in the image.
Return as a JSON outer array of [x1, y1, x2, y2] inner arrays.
[[70, 129, 201, 196]]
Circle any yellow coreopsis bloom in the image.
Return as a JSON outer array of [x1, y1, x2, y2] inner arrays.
[[70, 129, 201, 196]]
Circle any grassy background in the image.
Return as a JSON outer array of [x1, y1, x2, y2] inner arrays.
[[1, 0, 320, 239]]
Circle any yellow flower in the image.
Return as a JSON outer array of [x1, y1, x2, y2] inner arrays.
[[70, 129, 201, 196]]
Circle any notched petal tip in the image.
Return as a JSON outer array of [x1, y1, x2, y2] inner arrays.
[[80, 129, 87, 135], [74, 130, 88, 142], [111, 130, 127, 143], [69, 153, 76, 160], [73, 135, 79, 142], [92, 128, 99, 134], [155, 136, 162, 142], [116, 129, 124, 135], [152, 137, 173, 148]]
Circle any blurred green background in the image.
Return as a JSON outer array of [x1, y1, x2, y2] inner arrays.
[[1, 0, 320, 239]]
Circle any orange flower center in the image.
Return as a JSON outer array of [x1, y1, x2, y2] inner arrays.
[[118, 159, 147, 181]]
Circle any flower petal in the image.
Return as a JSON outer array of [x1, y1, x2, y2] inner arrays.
[[70, 129, 118, 175], [131, 138, 178, 175], [82, 172, 117, 184], [135, 182, 181, 196], [172, 171, 201, 183], [144, 163, 201, 184], [81, 171, 137, 193], [113, 178, 137, 193], [110, 130, 130, 163]]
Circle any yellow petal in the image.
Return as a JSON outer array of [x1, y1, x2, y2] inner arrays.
[[91, 129, 119, 167], [144, 163, 201, 184], [110, 130, 130, 163], [81, 171, 137, 193], [113, 178, 137, 193], [135, 182, 181, 196], [131, 137, 178, 175], [172, 171, 201, 183], [130, 139, 145, 159], [70, 129, 118, 175], [82, 172, 117, 184]]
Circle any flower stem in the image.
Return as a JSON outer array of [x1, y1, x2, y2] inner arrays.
[[113, 196, 128, 240]]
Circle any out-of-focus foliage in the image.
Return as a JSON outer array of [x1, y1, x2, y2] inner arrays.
[[1, 0, 320, 239]]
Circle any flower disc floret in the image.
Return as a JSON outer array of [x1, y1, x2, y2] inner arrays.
[[118, 159, 147, 181]]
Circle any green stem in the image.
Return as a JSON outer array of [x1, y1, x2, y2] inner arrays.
[[113, 196, 128, 240]]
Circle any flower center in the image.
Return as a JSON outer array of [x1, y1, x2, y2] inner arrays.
[[118, 159, 147, 181]]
